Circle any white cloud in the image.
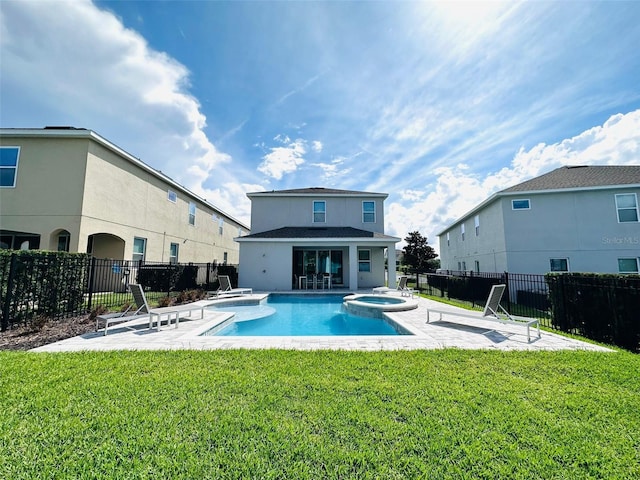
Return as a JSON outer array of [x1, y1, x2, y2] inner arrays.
[[386, 110, 640, 251], [310, 158, 352, 182], [258, 138, 307, 180], [312, 140, 323, 152], [0, 0, 230, 199]]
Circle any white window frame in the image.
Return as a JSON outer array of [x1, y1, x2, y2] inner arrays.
[[446, 232, 450, 247], [169, 242, 179, 264], [0, 146, 20, 188], [167, 189, 177, 203], [362, 201, 376, 223], [461, 223, 465, 241], [313, 201, 326, 223], [188, 202, 196, 226], [358, 249, 371, 272], [218, 217, 224, 235], [618, 258, 639, 273], [550, 258, 569, 272], [474, 215, 480, 236], [512, 199, 531, 210], [615, 193, 639, 223], [133, 237, 147, 263]]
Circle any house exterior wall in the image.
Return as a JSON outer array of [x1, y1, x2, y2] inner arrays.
[[250, 195, 385, 234], [438, 200, 508, 273], [0, 130, 248, 263], [438, 186, 640, 275]]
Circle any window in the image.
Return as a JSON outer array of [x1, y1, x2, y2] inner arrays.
[[461, 223, 465, 241], [133, 237, 146, 263], [358, 250, 371, 272], [0, 146, 20, 188], [512, 199, 530, 210], [457, 262, 462, 270], [313, 201, 326, 223], [474, 260, 480, 273], [167, 190, 177, 203], [223, 252, 228, 264], [57, 231, 70, 252], [362, 201, 375, 223], [474, 215, 480, 236], [446, 232, 450, 246], [462, 261, 466, 271], [188, 202, 196, 226], [550, 258, 569, 272], [169, 243, 179, 264], [618, 258, 639, 273], [218, 217, 224, 235], [615, 194, 639, 223]]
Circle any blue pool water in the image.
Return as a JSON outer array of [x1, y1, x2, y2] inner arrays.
[[203, 295, 409, 336]]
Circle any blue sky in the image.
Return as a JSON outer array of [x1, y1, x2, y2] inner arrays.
[[2, 1, 639, 250]]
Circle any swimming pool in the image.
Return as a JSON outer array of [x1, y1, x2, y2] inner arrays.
[[201, 294, 412, 336]]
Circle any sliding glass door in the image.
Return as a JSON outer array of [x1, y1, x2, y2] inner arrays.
[[293, 248, 344, 286]]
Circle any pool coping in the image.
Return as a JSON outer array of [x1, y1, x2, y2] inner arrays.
[[31, 290, 613, 352]]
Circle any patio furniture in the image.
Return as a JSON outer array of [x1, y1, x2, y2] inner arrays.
[[129, 283, 205, 331], [426, 284, 541, 342], [372, 275, 414, 297], [96, 286, 150, 335], [210, 275, 253, 298]]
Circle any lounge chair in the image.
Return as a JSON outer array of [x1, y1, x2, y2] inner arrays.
[[426, 284, 541, 342], [96, 285, 150, 335], [210, 275, 253, 298], [128, 283, 205, 332], [372, 275, 415, 297]]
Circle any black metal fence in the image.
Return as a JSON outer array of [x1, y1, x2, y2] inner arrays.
[[412, 271, 552, 324], [1, 254, 237, 330]]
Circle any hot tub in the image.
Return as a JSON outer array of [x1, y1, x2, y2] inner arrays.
[[342, 293, 419, 319]]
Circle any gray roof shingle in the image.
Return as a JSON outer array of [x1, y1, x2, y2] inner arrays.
[[248, 187, 386, 196], [501, 166, 640, 193], [240, 226, 398, 240]]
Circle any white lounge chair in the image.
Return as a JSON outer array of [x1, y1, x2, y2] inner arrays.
[[211, 275, 253, 298], [426, 284, 541, 342], [372, 275, 415, 297], [96, 285, 150, 335], [128, 283, 205, 331]]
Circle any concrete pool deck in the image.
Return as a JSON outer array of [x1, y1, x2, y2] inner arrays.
[[32, 291, 612, 353]]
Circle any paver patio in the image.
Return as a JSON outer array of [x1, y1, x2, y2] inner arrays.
[[32, 292, 612, 352]]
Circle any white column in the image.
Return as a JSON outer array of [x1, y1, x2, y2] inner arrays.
[[387, 244, 396, 288], [348, 244, 358, 290]]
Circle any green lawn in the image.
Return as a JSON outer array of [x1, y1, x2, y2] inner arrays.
[[1, 349, 638, 479]]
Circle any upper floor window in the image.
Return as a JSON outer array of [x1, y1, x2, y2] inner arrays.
[[362, 201, 376, 223], [133, 237, 146, 263], [167, 190, 177, 203], [188, 202, 196, 226], [313, 201, 326, 223], [615, 194, 638, 223], [618, 258, 639, 273], [461, 223, 465, 241], [446, 232, 450, 246], [550, 258, 569, 272], [474, 215, 480, 236], [0, 146, 20, 188], [512, 199, 530, 210], [169, 243, 179, 264], [218, 217, 224, 235]]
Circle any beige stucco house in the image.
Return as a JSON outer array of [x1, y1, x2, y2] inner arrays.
[[0, 127, 248, 264], [236, 187, 400, 291]]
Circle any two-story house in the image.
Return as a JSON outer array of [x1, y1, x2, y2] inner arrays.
[[236, 188, 400, 291], [437, 165, 640, 275], [0, 127, 248, 264]]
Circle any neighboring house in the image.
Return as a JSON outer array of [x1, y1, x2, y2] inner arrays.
[[0, 127, 248, 264], [236, 188, 400, 291], [437, 165, 640, 275]]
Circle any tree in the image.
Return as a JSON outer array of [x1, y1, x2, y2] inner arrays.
[[402, 231, 438, 272]]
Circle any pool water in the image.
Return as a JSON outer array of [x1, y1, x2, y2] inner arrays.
[[203, 294, 409, 336]]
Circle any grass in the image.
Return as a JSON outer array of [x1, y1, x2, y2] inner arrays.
[[1, 349, 639, 479]]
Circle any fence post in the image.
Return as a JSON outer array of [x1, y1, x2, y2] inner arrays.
[[503, 271, 510, 312], [1, 253, 17, 331], [86, 256, 96, 312]]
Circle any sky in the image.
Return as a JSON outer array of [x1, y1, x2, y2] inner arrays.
[[1, 1, 639, 252]]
